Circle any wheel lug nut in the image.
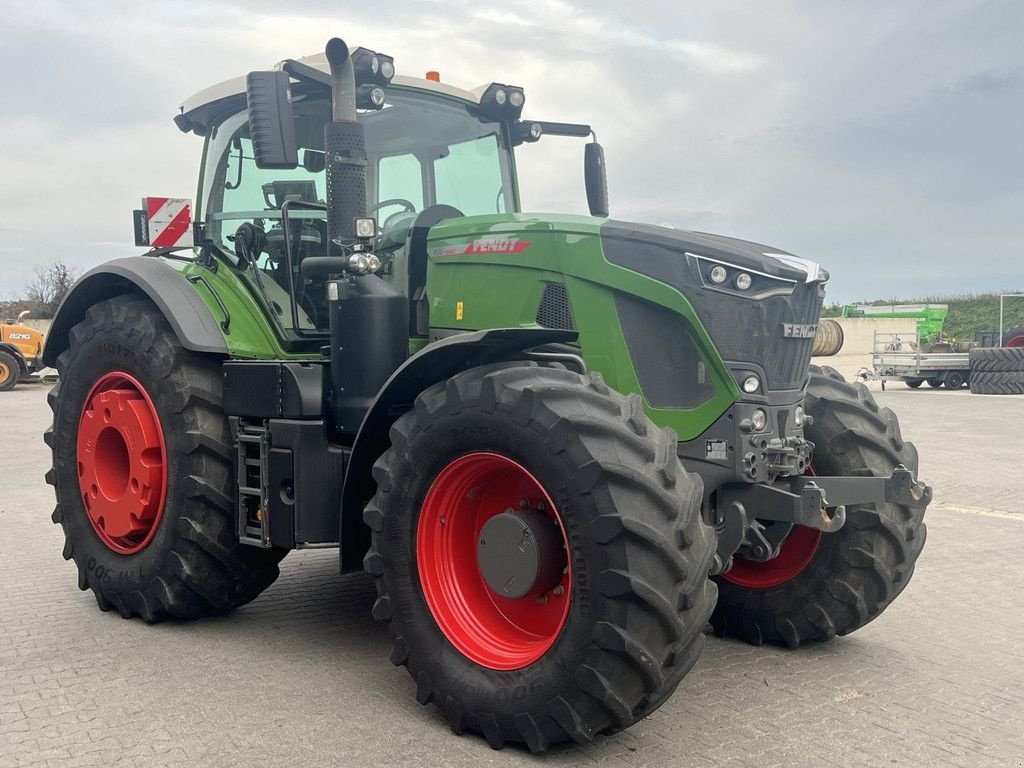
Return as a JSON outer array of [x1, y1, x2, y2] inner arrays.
[[537, 594, 548, 605], [552, 585, 564, 596]]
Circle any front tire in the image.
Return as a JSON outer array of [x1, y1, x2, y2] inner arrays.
[[45, 295, 285, 621], [0, 350, 18, 391], [710, 365, 928, 647], [364, 364, 717, 751]]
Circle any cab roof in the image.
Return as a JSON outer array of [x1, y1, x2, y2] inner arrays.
[[178, 51, 486, 129]]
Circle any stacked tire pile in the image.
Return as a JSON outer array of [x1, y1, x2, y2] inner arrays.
[[969, 324, 1024, 394]]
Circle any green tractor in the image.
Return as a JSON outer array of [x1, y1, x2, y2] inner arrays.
[[44, 38, 930, 751]]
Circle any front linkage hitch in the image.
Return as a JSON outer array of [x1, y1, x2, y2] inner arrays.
[[713, 467, 931, 574]]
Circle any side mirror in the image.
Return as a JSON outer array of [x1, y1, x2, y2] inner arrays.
[[584, 142, 609, 218], [245, 71, 298, 169]]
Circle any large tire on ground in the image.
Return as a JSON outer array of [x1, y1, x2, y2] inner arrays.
[[364, 364, 717, 751], [1002, 324, 1024, 348], [710, 365, 927, 647], [905, 379, 923, 388], [0, 350, 19, 391], [969, 347, 1024, 373], [45, 295, 285, 621], [926, 377, 943, 388], [969, 371, 1024, 395], [811, 318, 844, 357]]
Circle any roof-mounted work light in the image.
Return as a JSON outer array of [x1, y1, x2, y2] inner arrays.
[[357, 83, 387, 110], [478, 83, 526, 120], [351, 47, 396, 86]]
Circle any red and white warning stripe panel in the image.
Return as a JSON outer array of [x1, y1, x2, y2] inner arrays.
[[133, 197, 193, 248]]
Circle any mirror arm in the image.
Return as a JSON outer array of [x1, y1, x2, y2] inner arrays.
[[279, 59, 332, 89]]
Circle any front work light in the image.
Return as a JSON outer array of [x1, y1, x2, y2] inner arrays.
[[742, 376, 760, 394], [357, 84, 386, 110], [479, 83, 526, 120], [710, 265, 728, 284], [354, 217, 377, 239], [351, 47, 395, 86], [735, 272, 753, 290]]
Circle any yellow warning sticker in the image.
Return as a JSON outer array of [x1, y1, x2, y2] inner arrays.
[[456, 301, 464, 320]]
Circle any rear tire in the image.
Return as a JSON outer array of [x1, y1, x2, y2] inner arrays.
[[45, 295, 285, 621], [926, 377, 943, 388], [0, 350, 18, 391], [710, 365, 927, 647], [905, 379, 923, 388], [364, 364, 717, 751], [943, 370, 964, 389]]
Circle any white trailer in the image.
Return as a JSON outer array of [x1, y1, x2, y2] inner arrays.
[[862, 332, 971, 389]]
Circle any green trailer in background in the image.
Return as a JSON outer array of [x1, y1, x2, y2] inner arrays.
[[842, 303, 950, 347]]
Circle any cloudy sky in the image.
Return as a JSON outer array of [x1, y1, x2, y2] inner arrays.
[[1, 0, 1020, 303]]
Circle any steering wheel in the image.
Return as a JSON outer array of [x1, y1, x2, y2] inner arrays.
[[368, 198, 417, 218]]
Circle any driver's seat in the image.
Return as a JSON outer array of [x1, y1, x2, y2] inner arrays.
[[405, 205, 463, 335]]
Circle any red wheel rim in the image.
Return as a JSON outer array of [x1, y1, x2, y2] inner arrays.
[[77, 372, 167, 555], [1007, 335, 1024, 348], [416, 452, 571, 670], [722, 466, 823, 589]]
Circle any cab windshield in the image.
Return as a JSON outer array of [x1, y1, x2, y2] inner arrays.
[[200, 88, 516, 334]]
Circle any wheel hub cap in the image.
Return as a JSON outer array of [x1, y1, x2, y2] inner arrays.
[[77, 372, 166, 554], [477, 508, 565, 599]]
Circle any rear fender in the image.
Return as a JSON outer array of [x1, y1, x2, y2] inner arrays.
[[339, 327, 578, 570], [42, 257, 228, 367]]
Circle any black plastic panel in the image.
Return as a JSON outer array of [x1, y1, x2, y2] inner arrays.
[[224, 361, 324, 419], [615, 293, 716, 409], [268, 419, 347, 545]]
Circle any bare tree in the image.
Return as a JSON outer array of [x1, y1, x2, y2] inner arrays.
[[25, 261, 81, 318]]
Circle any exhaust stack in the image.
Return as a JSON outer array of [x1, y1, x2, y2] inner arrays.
[[324, 38, 366, 247]]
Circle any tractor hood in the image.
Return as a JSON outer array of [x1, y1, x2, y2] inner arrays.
[[601, 220, 828, 287]]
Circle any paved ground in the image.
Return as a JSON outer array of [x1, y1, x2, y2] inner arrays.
[[2, 377, 1022, 767]]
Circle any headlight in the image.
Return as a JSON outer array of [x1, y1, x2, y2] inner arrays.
[[494, 88, 507, 105], [509, 90, 525, 108], [710, 265, 728, 284], [751, 408, 768, 432], [735, 272, 752, 290], [380, 60, 395, 80], [742, 375, 760, 394], [793, 405, 805, 427], [348, 253, 371, 274]]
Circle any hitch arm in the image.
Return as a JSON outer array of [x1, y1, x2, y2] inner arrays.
[[793, 465, 931, 510], [719, 465, 931, 535]]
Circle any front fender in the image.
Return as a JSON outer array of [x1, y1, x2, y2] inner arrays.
[[339, 327, 578, 570], [43, 257, 228, 367]]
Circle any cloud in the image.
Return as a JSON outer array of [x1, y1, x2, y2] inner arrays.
[[0, 0, 1020, 304]]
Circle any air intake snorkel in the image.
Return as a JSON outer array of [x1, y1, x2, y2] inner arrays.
[[321, 38, 407, 436], [324, 37, 367, 250]]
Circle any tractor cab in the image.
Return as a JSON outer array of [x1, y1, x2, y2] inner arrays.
[[178, 50, 603, 341]]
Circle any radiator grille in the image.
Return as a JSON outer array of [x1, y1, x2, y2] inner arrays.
[[536, 283, 575, 330]]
